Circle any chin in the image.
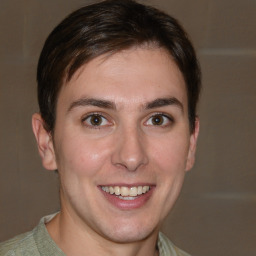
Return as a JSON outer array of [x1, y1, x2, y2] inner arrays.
[[97, 218, 159, 243]]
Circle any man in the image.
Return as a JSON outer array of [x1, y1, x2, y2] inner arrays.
[[0, 0, 201, 255]]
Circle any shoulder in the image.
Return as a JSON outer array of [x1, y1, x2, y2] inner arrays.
[[0, 213, 61, 256], [0, 230, 39, 256], [158, 232, 191, 256]]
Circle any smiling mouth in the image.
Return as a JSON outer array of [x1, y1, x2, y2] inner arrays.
[[101, 186, 150, 200]]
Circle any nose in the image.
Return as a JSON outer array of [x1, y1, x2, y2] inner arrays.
[[111, 125, 148, 172]]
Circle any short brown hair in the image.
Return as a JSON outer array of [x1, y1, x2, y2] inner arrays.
[[37, 0, 201, 132]]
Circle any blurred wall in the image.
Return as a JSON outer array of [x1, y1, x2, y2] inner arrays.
[[0, 1, 255, 255]]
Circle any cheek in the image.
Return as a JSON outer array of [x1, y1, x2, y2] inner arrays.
[[150, 134, 190, 174], [55, 135, 112, 177]]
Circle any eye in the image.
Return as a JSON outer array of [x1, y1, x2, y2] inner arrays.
[[145, 113, 173, 127], [82, 114, 110, 128]]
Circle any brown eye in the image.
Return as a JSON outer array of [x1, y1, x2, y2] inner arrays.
[[152, 115, 164, 125], [90, 115, 103, 126], [145, 113, 173, 127], [83, 114, 109, 127]]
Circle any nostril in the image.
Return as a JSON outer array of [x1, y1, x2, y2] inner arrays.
[[112, 145, 148, 171], [111, 128, 149, 171], [114, 161, 142, 172]]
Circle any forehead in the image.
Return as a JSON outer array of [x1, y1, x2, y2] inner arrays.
[[58, 47, 187, 111]]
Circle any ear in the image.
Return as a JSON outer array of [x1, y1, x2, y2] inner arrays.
[[32, 113, 57, 171], [185, 117, 200, 171]]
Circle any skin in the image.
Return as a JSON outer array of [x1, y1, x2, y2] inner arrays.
[[32, 47, 199, 256]]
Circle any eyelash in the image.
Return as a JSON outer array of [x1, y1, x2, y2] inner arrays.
[[81, 112, 112, 129], [81, 112, 174, 129], [145, 112, 174, 127]]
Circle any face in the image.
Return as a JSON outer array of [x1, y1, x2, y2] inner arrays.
[[33, 47, 199, 243]]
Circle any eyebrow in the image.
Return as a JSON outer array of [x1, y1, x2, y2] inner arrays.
[[68, 98, 116, 112], [145, 97, 184, 112], [67, 97, 183, 112]]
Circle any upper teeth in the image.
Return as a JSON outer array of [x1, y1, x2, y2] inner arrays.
[[101, 186, 150, 197]]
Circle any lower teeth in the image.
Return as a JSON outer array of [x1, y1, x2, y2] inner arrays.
[[118, 196, 137, 200]]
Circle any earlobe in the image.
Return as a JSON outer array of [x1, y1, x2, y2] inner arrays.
[[185, 117, 200, 171], [32, 113, 57, 171]]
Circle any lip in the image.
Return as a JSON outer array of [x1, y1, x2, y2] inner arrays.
[[98, 184, 155, 210]]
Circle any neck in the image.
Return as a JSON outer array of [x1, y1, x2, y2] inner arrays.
[[46, 211, 160, 256]]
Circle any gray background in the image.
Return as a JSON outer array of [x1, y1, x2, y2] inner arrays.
[[0, 0, 255, 255]]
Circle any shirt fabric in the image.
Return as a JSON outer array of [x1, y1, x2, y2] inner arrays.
[[0, 214, 191, 256]]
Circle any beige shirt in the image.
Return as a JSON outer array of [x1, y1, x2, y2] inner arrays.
[[0, 214, 191, 256]]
